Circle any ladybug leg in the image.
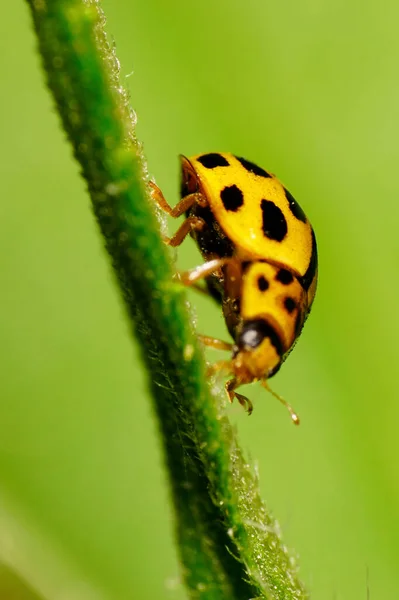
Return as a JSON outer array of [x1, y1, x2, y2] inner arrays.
[[225, 378, 253, 415], [197, 335, 233, 352], [166, 216, 206, 247], [177, 257, 240, 286], [149, 181, 207, 217], [149, 181, 208, 247]]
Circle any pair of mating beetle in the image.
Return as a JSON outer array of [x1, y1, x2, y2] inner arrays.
[[151, 152, 317, 424]]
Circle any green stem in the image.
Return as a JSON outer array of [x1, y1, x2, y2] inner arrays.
[[25, 1, 308, 598]]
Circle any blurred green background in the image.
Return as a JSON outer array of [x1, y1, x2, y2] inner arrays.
[[1, 1, 399, 598]]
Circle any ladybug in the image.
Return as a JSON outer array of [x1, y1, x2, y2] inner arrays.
[[150, 153, 317, 423]]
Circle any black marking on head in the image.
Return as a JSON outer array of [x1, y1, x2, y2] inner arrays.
[[220, 185, 244, 212], [235, 156, 271, 178], [284, 297, 297, 314], [238, 319, 284, 357], [285, 188, 307, 223], [299, 228, 318, 291], [197, 153, 230, 169], [276, 268, 294, 285], [257, 275, 269, 292], [261, 200, 288, 242]]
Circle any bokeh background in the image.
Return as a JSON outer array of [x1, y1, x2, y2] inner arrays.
[[1, 1, 399, 598]]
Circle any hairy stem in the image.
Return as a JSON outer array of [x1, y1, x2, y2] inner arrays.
[[25, 1, 308, 598]]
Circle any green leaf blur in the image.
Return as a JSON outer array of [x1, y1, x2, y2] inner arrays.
[[1, 1, 398, 599]]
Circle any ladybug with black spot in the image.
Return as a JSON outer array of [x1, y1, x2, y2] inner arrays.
[[150, 152, 317, 423]]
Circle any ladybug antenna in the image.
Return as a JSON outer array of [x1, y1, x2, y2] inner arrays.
[[261, 379, 300, 425]]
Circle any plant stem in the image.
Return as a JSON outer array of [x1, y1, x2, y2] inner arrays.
[[25, 1, 308, 598]]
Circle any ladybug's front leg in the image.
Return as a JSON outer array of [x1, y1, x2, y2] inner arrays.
[[149, 181, 208, 247], [149, 181, 207, 217], [197, 335, 233, 351]]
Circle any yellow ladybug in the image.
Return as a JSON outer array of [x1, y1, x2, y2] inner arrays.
[[150, 153, 317, 423]]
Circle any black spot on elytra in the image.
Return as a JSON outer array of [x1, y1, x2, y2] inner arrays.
[[235, 156, 271, 178], [257, 275, 269, 292], [299, 228, 318, 291], [284, 297, 297, 314], [238, 319, 283, 357], [285, 188, 307, 223], [261, 200, 287, 242], [276, 268, 294, 285], [220, 185, 244, 212], [197, 153, 229, 169]]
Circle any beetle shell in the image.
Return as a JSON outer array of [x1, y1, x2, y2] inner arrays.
[[150, 151, 318, 420]]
